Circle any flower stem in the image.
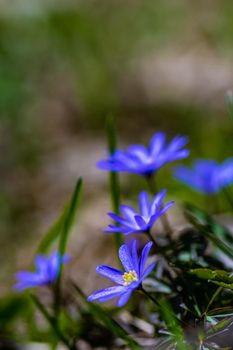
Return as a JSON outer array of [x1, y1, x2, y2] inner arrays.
[[146, 175, 173, 237], [140, 286, 160, 307], [145, 230, 157, 247]]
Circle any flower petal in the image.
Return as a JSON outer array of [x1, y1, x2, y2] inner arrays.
[[96, 265, 124, 285], [139, 241, 153, 277], [131, 240, 139, 275], [150, 189, 166, 215], [120, 205, 138, 221], [141, 262, 156, 280], [87, 286, 125, 303], [108, 212, 129, 226], [119, 244, 134, 272], [139, 192, 150, 217], [117, 290, 133, 307], [134, 215, 147, 230], [149, 132, 166, 157], [159, 201, 175, 216]]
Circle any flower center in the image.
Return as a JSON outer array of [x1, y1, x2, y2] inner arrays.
[[123, 270, 138, 286]]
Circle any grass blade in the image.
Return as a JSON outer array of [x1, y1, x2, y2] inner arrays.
[[55, 178, 83, 315], [226, 90, 233, 122]]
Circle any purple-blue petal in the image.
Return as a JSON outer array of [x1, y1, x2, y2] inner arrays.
[[119, 244, 134, 272], [120, 205, 138, 221], [96, 265, 124, 285], [149, 189, 166, 215], [139, 192, 150, 217], [149, 132, 166, 157], [117, 290, 133, 307], [134, 215, 147, 230], [131, 240, 139, 275], [139, 241, 153, 277], [141, 262, 156, 280], [87, 286, 126, 303]]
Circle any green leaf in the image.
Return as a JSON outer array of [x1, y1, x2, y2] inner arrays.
[[190, 268, 233, 283], [190, 268, 233, 291], [159, 298, 191, 350], [184, 203, 233, 259], [211, 280, 233, 289], [184, 203, 233, 244], [71, 282, 142, 350], [37, 204, 68, 254], [37, 178, 82, 255], [226, 90, 233, 123], [58, 178, 83, 258], [54, 178, 83, 316]]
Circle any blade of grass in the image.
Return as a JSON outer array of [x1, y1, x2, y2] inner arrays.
[[55, 178, 83, 316], [106, 115, 122, 253], [159, 298, 191, 350], [226, 90, 233, 122], [36, 204, 68, 254], [71, 281, 142, 350]]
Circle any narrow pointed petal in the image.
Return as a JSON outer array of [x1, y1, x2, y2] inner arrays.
[[139, 241, 153, 276], [167, 135, 188, 152], [131, 240, 139, 275], [117, 290, 133, 307], [120, 205, 138, 221], [139, 192, 150, 217], [96, 266, 124, 285], [149, 132, 166, 157], [104, 226, 125, 233], [87, 286, 125, 303], [134, 215, 147, 230], [141, 262, 156, 280], [150, 189, 166, 214], [35, 255, 48, 275], [108, 212, 129, 226], [159, 201, 175, 216], [119, 244, 134, 272]]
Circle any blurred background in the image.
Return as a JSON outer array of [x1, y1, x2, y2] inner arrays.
[[1, 0, 233, 345]]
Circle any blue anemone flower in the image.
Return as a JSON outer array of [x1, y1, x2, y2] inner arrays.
[[174, 159, 233, 195], [87, 240, 155, 307], [97, 132, 189, 176], [15, 251, 70, 291], [105, 190, 174, 235]]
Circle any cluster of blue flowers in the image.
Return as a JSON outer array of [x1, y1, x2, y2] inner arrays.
[[15, 131, 233, 308]]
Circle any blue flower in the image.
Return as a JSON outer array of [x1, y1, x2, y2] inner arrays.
[[97, 132, 189, 176], [174, 159, 233, 195], [105, 190, 174, 235], [87, 240, 155, 307], [14, 251, 70, 291]]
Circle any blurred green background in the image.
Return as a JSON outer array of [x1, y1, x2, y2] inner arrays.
[[1, 0, 233, 344]]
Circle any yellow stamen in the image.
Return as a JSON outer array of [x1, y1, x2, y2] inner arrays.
[[123, 270, 138, 286]]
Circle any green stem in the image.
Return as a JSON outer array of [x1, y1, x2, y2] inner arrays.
[[203, 286, 222, 317], [145, 230, 157, 247], [140, 286, 160, 307]]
